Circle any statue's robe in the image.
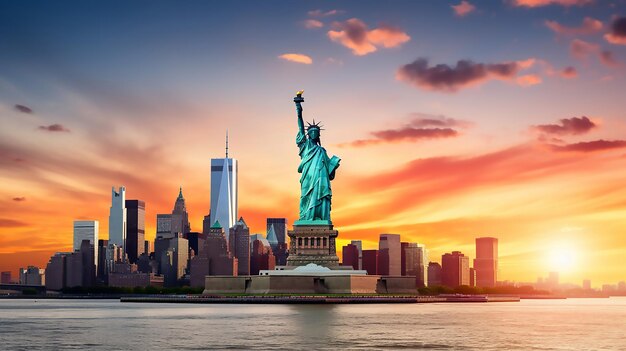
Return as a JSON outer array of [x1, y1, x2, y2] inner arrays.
[[296, 130, 340, 221]]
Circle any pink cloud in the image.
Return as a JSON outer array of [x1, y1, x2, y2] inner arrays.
[[327, 18, 410, 56], [545, 17, 603, 35], [560, 66, 578, 78], [278, 53, 313, 65], [396, 57, 537, 92], [599, 50, 619, 66], [303, 19, 323, 29], [570, 38, 599, 59], [308, 9, 342, 17], [452, 1, 476, 17], [38, 124, 70, 132], [533, 116, 596, 135], [550, 140, 626, 153], [604, 17, 626, 45], [512, 0, 592, 7]]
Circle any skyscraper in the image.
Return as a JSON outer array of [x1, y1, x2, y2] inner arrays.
[[266, 218, 287, 246], [210, 134, 238, 244], [73, 220, 98, 271], [267, 218, 288, 265], [474, 237, 498, 287], [171, 187, 191, 236], [342, 244, 359, 270], [379, 234, 401, 276], [428, 262, 442, 286], [442, 251, 470, 288], [229, 217, 250, 276], [350, 240, 363, 270], [362, 250, 378, 275], [156, 214, 173, 239], [108, 186, 127, 256], [125, 200, 145, 264]]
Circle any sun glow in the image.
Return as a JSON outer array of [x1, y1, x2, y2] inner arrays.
[[547, 247, 578, 273]]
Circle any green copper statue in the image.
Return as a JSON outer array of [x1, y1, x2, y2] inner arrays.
[[293, 91, 341, 225]]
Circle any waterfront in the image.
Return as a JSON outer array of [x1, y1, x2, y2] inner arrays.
[[1, 298, 625, 350]]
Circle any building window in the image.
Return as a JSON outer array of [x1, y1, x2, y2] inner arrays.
[[298, 237, 302, 247], [316, 237, 321, 247], [304, 237, 309, 247], [323, 238, 327, 247]]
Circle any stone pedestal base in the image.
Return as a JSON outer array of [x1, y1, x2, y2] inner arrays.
[[286, 224, 339, 268]]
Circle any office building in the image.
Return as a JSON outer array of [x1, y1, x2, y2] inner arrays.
[[362, 250, 378, 275], [267, 218, 287, 246], [19, 266, 45, 286], [442, 251, 470, 288], [474, 237, 498, 287], [250, 239, 275, 275], [170, 187, 191, 236], [428, 262, 442, 286], [189, 221, 237, 287], [209, 135, 238, 244], [342, 244, 359, 270], [108, 186, 127, 255], [125, 200, 145, 264], [350, 240, 363, 270], [229, 217, 250, 276], [73, 220, 99, 272], [1, 271, 12, 284], [45, 255, 66, 291], [156, 214, 173, 239], [379, 234, 401, 276], [161, 235, 189, 287]]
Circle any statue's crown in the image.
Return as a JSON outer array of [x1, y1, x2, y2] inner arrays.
[[307, 119, 324, 131]]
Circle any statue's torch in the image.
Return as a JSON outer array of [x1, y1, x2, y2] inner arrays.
[[294, 90, 304, 104]]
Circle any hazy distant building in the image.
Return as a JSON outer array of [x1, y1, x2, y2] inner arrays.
[[125, 200, 145, 264], [582, 279, 592, 290], [229, 217, 250, 276], [73, 220, 99, 271], [474, 237, 498, 287], [66, 240, 96, 288], [170, 187, 191, 236], [108, 186, 127, 255], [428, 262, 442, 286], [19, 266, 45, 286], [379, 234, 401, 276], [351, 240, 363, 270], [442, 251, 470, 288], [210, 138, 238, 244], [403, 243, 428, 287], [161, 235, 188, 287], [342, 244, 359, 270], [189, 221, 237, 287], [1, 271, 12, 284], [45, 255, 66, 291], [469, 267, 476, 287], [156, 214, 173, 239], [362, 250, 378, 275], [250, 239, 275, 275]]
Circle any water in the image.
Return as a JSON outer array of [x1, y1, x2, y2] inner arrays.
[[1, 298, 625, 350]]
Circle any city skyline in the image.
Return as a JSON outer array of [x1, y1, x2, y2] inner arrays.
[[2, 1, 626, 285]]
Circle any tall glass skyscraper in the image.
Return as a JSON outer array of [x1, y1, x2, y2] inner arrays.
[[209, 135, 238, 243], [108, 186, 127, 255], [73, 220, 99, 271], [125, 200, 145, 264]]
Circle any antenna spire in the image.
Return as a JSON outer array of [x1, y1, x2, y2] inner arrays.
[[226, 129, 229, 158]]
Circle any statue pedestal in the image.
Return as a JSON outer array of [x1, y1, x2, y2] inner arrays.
[[286, 224, 339, 268]]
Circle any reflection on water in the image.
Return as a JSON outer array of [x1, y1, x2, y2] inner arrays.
[[0, 298, 625, 350]]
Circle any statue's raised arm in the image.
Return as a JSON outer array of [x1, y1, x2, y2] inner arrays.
[[294, 90, 305, 136]]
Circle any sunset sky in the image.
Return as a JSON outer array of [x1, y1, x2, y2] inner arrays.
[[1, 0, 626, 286]]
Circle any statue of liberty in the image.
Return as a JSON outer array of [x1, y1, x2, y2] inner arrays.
[[293, 91, 340, 225]]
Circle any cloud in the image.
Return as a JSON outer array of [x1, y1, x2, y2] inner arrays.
[[516, 74, 542, 86], [452, 1, 476, 17], [12, 197, 26, 202], [550, 140, 626, 152], [604, 17, 626, 45], [511, 0, 592, 7], [545, 17, 603, 35], [570, 38, 599, 59], [14, 104, 33, 114], [278, 53, 313, 65], [560, 66, 578, 78], [533, 116, 596, 135], [308, 9, 341, 17], [340, 114, 470, 147], [599, 50, 619, 66], [303, 19, 323, 29], [327, 18, 410, 56], [396, 58, 536, 92], [37, 124, 71, 132], [0, 219, 28, 228]]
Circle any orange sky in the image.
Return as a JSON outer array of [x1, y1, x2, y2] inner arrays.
[[1, 1, 626, 287]]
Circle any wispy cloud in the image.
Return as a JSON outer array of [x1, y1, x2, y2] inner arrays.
[[278, 53, 313, 65], [327, 18, 410, 56], [451, 1, 476, 17], [12, 197, 26, 202], [511, 0, 592, 7], [303, 19, 323, 29], [533, 116, 596, 136], [37, 124, 71, 132], [545, 17, 603, 36], [396, 58, 537, 92], [14, 104, 33, 114]]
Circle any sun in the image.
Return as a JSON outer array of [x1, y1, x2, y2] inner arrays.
[[547, 247, 577, 272]]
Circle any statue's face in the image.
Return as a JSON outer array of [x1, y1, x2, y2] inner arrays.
[[308, 128, 320, 140]]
